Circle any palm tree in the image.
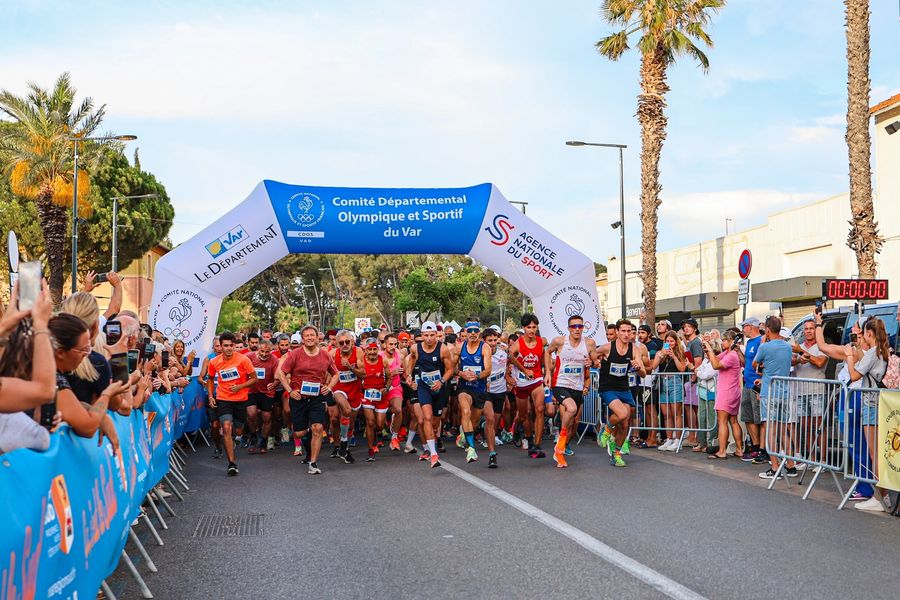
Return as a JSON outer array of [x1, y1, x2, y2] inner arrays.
[[844, 0, 881, 277], [0, 73, 106, 304], [596, 0, 723, 324]]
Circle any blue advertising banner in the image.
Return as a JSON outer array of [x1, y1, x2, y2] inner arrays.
[[0, 392, 176, 600], [263, 181, 492, 255]]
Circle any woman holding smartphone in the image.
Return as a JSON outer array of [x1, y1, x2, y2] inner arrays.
[[704, 331, 744, 459], [59, 292, 114, 406], [172, 340, 196, 378], [650, 331, 687, 451]]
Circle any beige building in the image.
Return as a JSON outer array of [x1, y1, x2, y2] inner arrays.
[[607, 93, 900, 329], [91, 244, 170, 322]]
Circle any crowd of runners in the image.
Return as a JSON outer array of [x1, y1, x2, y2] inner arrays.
[[200, 313, 649, 476]]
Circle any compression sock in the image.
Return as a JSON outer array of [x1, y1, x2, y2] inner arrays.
[[556, 428, 568, 452], [427, 439, 437, 455], [465, 431, 475, 448], [339, 417, 350, 442]]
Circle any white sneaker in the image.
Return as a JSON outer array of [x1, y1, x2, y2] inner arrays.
[[855, 496, 887, 512], [155, 485, 172, 499], [657, 439, 672, 451], [267, 436, 276, 450], [664, 439, 679, 452], [280, 428, 290, 443], [795, 462, 808, 471], [495, 436, 504, 446]]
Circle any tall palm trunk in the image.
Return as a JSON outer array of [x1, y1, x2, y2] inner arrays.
[[844, 0, 880, 278], [36, 193, 69, 305], [636, 47, 669, 326]]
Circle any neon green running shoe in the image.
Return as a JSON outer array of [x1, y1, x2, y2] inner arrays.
[[456, 433, 466, 449], [611, 453, 627, 467], [599, 429, 612, 455], [466, 446, 478, 463], [621, 440, 631, 455]]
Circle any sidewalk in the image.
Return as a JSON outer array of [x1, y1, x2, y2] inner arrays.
[[629, 442, 895, 518]]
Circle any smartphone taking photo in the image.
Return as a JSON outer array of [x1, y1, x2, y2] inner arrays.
[[94, 272, 109, 284], [127, 349, 140, 372], [17, 260, 42, 310], [109, 352, 129, 384], [105, 320, 122, 345]]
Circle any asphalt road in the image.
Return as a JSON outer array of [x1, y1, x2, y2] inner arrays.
[[108, 436, 899, 600]]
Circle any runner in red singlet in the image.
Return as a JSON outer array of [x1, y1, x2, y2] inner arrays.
[[329, 329, 365, 464], [360, 340, 391, 462], [509, 313, 550, 459]]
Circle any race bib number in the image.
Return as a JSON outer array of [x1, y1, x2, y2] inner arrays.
[[364, 388, 382, 402], [300, 381, 321, 396], [609, 362, 628, 377], [517, 370, 531, 383], [219, 367, 240, 382], [628, 372, 637, 387], [255, 368, 266, 380], [463, 366, 482, 375], [420, 370, 441, 385], [489, 371, 504, 383], [561, 363, 583, 377], [339, 370, 357, 383]]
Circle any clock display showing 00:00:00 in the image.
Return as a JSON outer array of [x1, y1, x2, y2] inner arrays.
[[823, 278, 889, 300]]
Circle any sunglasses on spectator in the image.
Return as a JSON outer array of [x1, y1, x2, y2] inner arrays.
[[569, 324, 584, 329]]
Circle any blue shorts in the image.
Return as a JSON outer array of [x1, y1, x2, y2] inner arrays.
[[601, 390, 635, 407], [417, 384, 448, 416]]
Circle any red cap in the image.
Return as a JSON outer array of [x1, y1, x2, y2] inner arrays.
[[398, 332, 411, 341]]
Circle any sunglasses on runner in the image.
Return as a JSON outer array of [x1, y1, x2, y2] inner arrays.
[[466, 328, 480, 333], [338, 340, 352, 345], [569, 324, 584, 329]]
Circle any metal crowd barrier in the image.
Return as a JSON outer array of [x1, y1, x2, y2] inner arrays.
[[576, 369, 600, 444], [762, 376, 846, 499], [838, 385, 882, 510], [625, 372, 715, 452]]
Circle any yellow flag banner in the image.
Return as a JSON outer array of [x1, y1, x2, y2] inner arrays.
[[877, 390, 900, 492]]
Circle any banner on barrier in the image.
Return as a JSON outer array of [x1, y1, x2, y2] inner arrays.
[[0, 392, 177, 600], [878, 390, 900, 491], [150, 181, 607, 354]]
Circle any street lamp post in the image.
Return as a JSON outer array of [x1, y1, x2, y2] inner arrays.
[[69, 134, 137, 292], [566, 140, 627, 319], [110, 193, 157, 272], [319, 261, 342, 328]]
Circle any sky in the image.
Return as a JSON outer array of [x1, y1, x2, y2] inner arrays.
[[2, 0, 898, 267]]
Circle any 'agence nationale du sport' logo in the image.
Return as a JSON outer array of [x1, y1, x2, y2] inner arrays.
[[205, 225, 248, 258], [287, 192, 325, 228], [485, 214, 515, 246]]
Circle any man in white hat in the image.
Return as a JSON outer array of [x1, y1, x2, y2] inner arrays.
[[405, 321, 454, 469]]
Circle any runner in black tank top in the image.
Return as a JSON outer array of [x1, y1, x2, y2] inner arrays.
[[595, 319, 646, 467], [404, 323, 453, 469]]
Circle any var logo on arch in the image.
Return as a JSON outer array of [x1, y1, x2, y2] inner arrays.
[[205, 225, 248, 258]]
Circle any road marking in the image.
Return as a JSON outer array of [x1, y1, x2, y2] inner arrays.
[[440, 462, 708, 600]]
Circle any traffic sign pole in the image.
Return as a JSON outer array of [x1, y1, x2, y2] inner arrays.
[[738, 250, 752, 322]]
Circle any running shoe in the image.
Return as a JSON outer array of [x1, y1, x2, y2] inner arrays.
[[404, 444, 418, 455], [855, 496, 888, 512], [848, 491, 870, 502], [751, 454, 768, 465], [340, 449, 356, 464], [488, 453, 498, 468], [495, 436, 504, 447], [564, 446, 574, 457], [599, 428, 612, 455], [280, 428, 290, 443], [620, 440, 631, 455], [349, 435, 357, 447], [479, 438, 488, 449], [266, 436, 276, 451], [367, 449, 376, 462], [308, 462, 322, 475], [512, 429, 522, 447], [521, 437, 529, 451], [784, 466, 799, 478], [553, 450, 568, 468], [293, 445, 303, 457], [227, 462, 239, 476], [330, 446, 340, 459], [436, 439, 446, 453], [390, 437, 401, 451], [611, 453, 626, 468], [529, 447, 546, 459], [430, 453, 441, 469], [419, 450, 431, 461], [758, 468, 783, 480], [300, 457, 310, 465], [456, 433, 466, 449], [466, 447, 478, 463], [740, 450, 759, 462]]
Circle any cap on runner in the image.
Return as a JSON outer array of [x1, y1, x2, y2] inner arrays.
[[290, 333, 302, 344], [421, 321, 437, 332]]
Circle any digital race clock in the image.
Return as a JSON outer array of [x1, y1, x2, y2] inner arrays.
[[822, 278, 889, 301]]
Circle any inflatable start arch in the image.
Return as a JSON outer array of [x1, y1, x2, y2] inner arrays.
[[150, 181, 605, 351]]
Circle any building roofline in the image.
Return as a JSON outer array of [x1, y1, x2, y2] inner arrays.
[[871, 93, 900, 116]]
